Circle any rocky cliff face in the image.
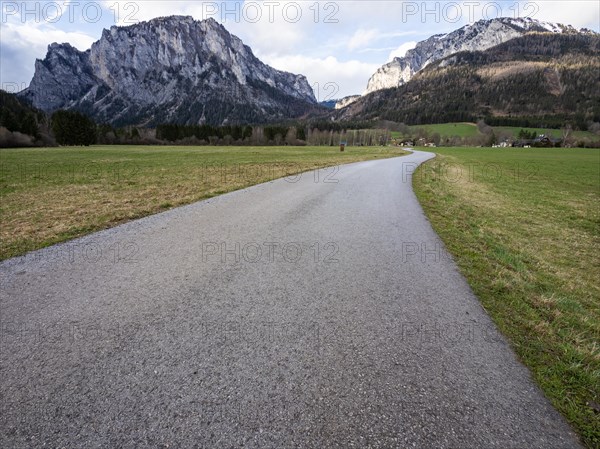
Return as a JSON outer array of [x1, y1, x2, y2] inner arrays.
[[363, 17, 584, 95], [334, 95, 361, 109], [20, 16, 317, 126]]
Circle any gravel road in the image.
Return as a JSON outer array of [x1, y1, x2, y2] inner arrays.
[[0, 150, 582, 448]]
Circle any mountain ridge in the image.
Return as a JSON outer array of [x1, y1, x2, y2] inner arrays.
[[337, 32, 600, 127], [360, 17, 597, 101]]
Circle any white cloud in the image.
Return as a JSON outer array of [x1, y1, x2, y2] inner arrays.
[[231, 19, 306, 56], [225, 1, 321, 57], [333, 1, 598, 33], [388, 41, 417, 61], [100, 1, 209, 25], [2, 22, 95, 52], [348, 28, 380, 51], [1, 20, 96, 89], [260, 54, 379, 99], [347, 28, 419, 52], [531, 1, 600, 30]]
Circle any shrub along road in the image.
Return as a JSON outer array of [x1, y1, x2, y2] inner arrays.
[[0, 151, 582, 448]]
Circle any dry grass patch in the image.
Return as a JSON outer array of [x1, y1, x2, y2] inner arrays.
[[0, 145, 409, 259]]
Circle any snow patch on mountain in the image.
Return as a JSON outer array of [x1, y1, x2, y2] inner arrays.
[[363, 17, 589, 95]]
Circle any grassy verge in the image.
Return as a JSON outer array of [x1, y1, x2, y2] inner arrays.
[[413, 147, 600, 448], [0, 144, 408, 260]]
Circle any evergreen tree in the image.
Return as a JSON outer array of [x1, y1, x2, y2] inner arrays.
[[0, 90, 41, 138], [51, 110, 97, 146]]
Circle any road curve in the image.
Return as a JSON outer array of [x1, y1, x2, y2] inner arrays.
[[0, 150, 581, 448]]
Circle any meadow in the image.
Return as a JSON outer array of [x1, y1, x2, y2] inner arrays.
[[413, 147, 600, 448], [493, 126, 597, 140], [396, 122, 480, 138], [0, 144, 408, 260], [391, 122, 598, 140]]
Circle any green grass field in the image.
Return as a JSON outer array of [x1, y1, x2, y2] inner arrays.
[[413, 147, 600, 448], [391, 122, 598, 141], [392, 122, 480, 138], [0, 144, 408, 260], [492, 126, 597, 140]]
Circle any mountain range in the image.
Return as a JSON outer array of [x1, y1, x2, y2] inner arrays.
[[12, 15, 600, 128]]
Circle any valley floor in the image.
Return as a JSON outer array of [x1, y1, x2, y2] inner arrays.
[[0, 145, 408, 260], [0, 151, 581, 448], [1, 144, 597, 446]]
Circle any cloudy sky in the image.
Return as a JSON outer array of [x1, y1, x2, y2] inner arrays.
[[1, 1, 599, 99]]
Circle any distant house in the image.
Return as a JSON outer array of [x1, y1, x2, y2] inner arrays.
[[533, 134, 561, 148], [513, 139, 533, 148], [513, 135, 559, 148]]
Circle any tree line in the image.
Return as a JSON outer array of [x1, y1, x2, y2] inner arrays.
[[153, 123, 390, 147], [2, 89, 391, 148]]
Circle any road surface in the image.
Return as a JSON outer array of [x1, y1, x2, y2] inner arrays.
[[0, 150, 582, 448]]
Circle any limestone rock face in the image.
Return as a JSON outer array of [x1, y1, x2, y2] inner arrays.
[[334, 95, 361, 109], [20, 16, 316, 126]]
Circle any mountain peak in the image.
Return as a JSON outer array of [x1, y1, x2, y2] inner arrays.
[[363, 16, 590, 96], [20, 16, 317, 126], [336, 31, 600, 126]]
